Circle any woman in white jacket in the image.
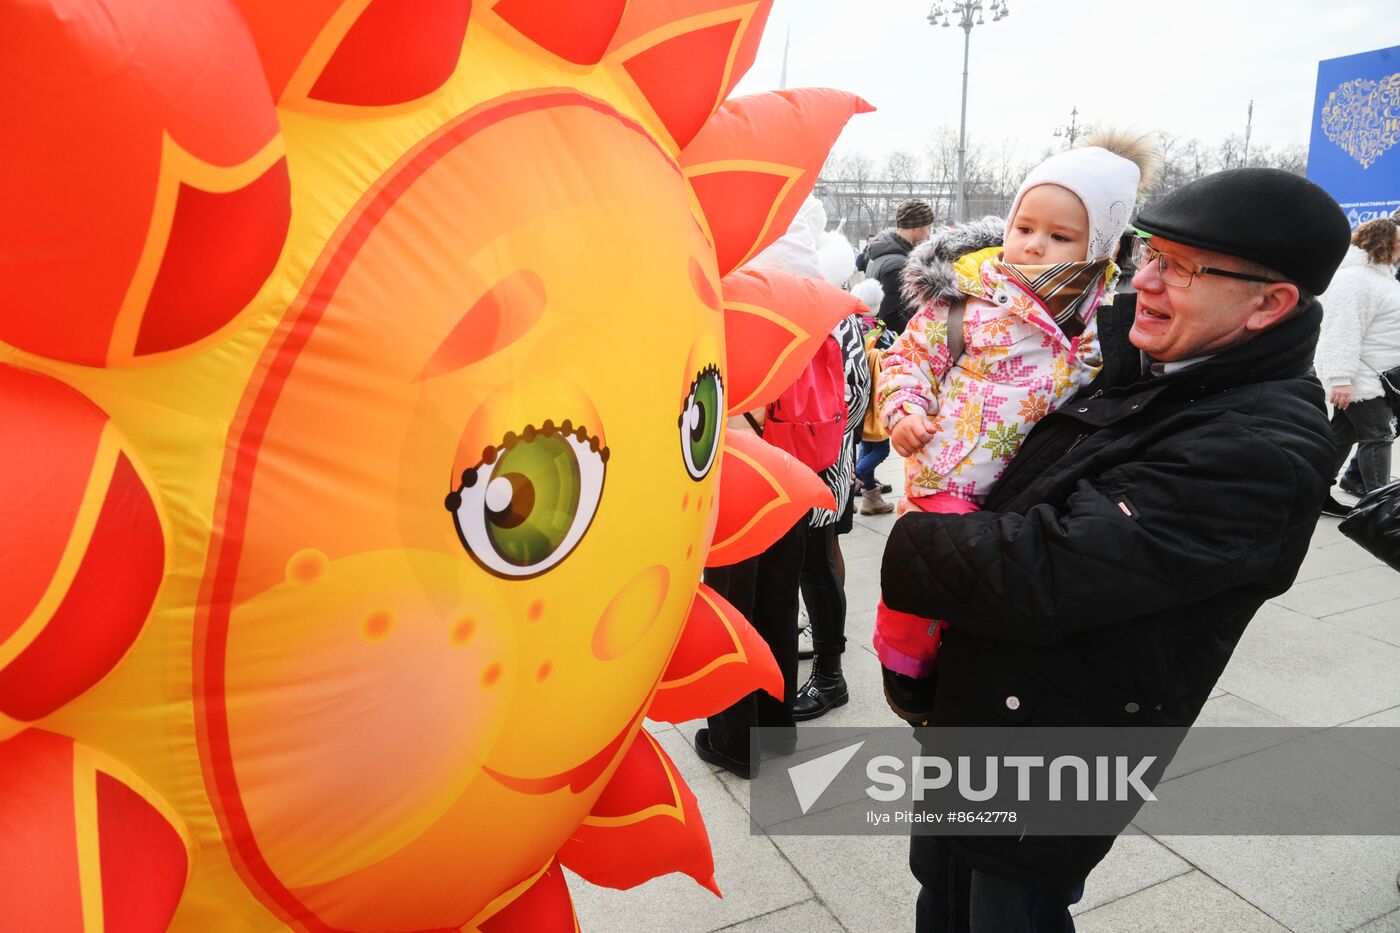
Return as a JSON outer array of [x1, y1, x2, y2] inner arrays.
[[1315, 216, 1400, 513]]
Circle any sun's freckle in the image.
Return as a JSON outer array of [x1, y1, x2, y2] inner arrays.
[[536, 660, 552, 682], [285, 548, 329, 585], [527, 599, 544, 621], [482, 663, 503, 687], [362, 608, 395, 641], [685, 543, 693, 560], [681, 491, 689, 511], [452, 616, 475, 645]]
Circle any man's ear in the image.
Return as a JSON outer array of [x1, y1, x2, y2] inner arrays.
[[1245, 281, 1300, 333]]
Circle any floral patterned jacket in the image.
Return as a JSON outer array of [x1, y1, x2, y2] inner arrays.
[[877, 219, 1110, 504]]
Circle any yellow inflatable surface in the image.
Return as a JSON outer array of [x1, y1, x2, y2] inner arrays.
[[0, 1, 869, 928]]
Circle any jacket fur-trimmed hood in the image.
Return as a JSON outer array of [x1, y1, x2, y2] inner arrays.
[[900, 216, 1004, 311]]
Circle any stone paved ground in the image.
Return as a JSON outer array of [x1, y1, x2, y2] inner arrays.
[[573, 447, 1400, 932]]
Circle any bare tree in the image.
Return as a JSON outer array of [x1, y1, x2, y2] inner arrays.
[[1248, 142, 1308, 176], [884, 149, 920, 195], [820, 128, 1309, 237], [924, 127, 1005, 221], [819, 151, 881, 237], [1215, 134, 1245, 172], [1146, 133, 1209, 201]]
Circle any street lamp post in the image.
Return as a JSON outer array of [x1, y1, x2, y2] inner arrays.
[[928, 0, 1009, 222], [1053, 106, 1086, 149]]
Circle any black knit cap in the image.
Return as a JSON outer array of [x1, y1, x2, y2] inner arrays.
[[1134, 168, 1351, 295], [896, 199, 934, 229]]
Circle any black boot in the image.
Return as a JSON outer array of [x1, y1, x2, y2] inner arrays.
[[1320, 494, 1352, 518], [793, 657, 848, 721]]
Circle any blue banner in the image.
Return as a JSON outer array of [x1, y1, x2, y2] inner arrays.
[[1307, 45, 1400, 229]]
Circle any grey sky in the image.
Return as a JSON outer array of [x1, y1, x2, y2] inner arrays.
[[732, 0, 1400, 166]]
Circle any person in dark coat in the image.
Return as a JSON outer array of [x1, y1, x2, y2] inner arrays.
[[867, 199, 934, 335], [879, 168, 1353, 933]]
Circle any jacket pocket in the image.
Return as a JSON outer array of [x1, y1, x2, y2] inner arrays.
[[936, 639, 1041, 725]]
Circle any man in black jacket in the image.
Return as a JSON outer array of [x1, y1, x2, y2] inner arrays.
[[867, 199, 934, 334], [880, 169, 1352, 932]]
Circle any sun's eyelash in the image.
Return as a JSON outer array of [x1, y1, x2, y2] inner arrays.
[[678, 364, 723, 427], [453, 420, 609, 496]]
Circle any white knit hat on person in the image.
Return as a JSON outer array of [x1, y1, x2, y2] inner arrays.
[[850, 277, 884, 312], [746, 202, 821, 279], [1004, 145, 1145, 263]]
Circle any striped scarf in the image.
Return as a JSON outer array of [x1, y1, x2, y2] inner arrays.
[[994, 257, 1111, 338]]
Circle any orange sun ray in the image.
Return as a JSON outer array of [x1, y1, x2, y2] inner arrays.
[[491, 0, 628, 66], [606, 1, 773, 152], [707, 431, 835, 568], [721, 268, 867, 416], [471, 857, 579, 932], [649, 583, 783, 721], [680, 88, 875, 275], [558, 731, 718, 895]]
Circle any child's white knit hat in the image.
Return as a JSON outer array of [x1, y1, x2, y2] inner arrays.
[[851, 277, 884, 312], [1005, 146, 1143, 262]]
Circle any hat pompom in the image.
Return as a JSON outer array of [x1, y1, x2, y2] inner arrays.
[[1078, 128, 1160, 191]]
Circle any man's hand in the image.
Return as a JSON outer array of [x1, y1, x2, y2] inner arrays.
[[1330, 384, 1352, 409], [890, 413, 935, 457]]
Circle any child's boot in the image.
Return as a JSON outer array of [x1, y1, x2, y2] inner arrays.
[[860, 486, 894, 515]]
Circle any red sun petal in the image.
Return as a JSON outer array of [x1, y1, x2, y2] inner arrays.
[[2, 0, 280, 366], [681, 88, 875, 275], [648, 583, 783, 722], [493, 0, 626, 65], [136, 158, 291, 357], [607, 0, 773, 103], [0, 731, 186, 933], [0, 451, 164, 722], [707, 431, 835, 568], [310, 0, 473, 106], [688, 169, 791, 276], [721, 268, 865, 415], [0, 365, 105, 638], [623, 20, 739, 150], [558, 731, 717, 894], [97, 772, 188, 933], [478, 859, 577, 932], [0, 730, 82, 930]]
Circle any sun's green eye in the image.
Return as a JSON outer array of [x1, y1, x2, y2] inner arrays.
[[446, 421, 607, 579], [679, 366, 723, 481]]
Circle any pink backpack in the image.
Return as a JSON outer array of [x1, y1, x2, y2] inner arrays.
[[756, 335, 847, 472]]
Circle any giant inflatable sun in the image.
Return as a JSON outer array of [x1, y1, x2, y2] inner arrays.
[[0, 1, 870, 929]]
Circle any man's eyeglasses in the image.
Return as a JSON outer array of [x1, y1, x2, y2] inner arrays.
[[1130, 237, 1283, 288]]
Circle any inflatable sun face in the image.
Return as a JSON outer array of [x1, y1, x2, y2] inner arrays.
[[1, 1, 868, 928]]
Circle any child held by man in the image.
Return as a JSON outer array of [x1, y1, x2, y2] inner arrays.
[[873, 132, 1158, 679]]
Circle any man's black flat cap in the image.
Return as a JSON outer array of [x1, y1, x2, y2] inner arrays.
[[1135, 168, 1352, 295]]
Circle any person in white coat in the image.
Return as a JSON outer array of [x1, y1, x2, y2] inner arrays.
[[1315, 216, 1400, 514]]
